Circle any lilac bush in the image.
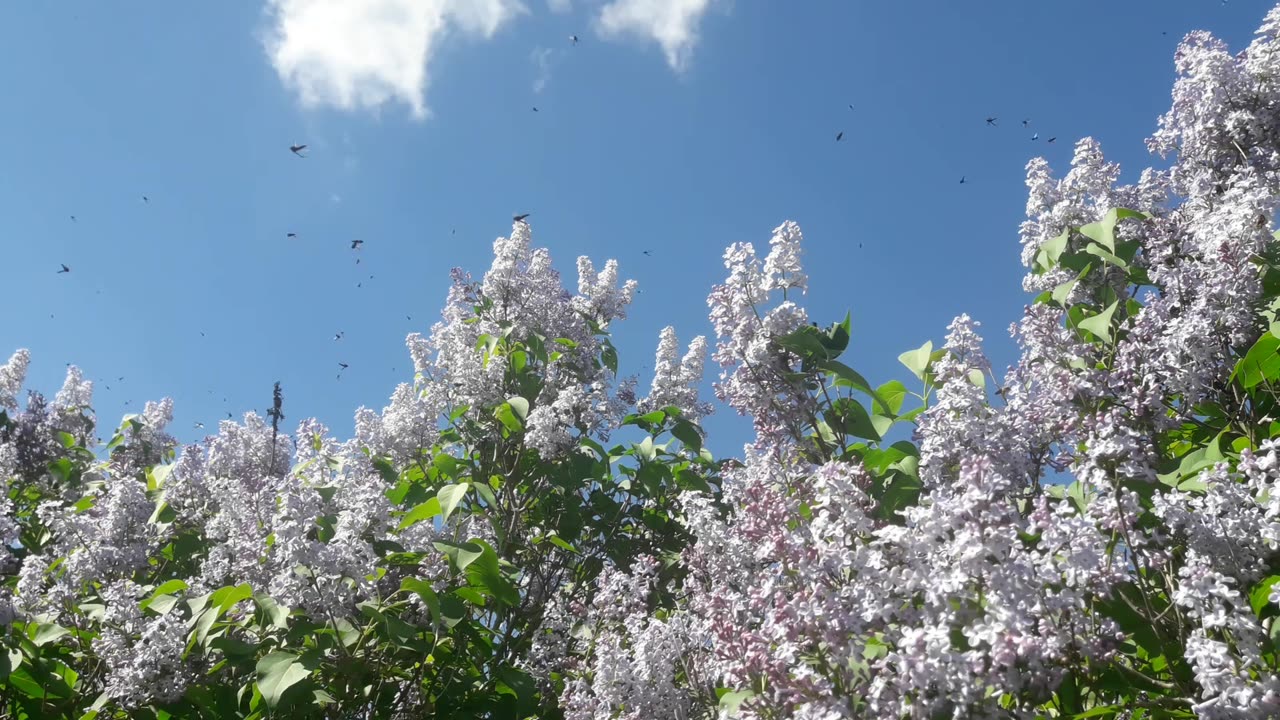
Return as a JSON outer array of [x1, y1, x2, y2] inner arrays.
[[0, 222, 720, 719], [560, 8, 1280, 720], [6, 6, 1280, 719]]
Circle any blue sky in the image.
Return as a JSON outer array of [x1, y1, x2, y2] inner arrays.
[[0, 0, 1267, 453]]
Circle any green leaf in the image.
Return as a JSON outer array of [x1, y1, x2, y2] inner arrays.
[[1080, 208, 1145, 253], [820, 361, 887, 410], [494, 403, 523, 432], [546, 533, 578, 553], [870, 413, 895, 439], [1078, 219, 1112, 252], [255, 652, 311, 709], [827, 398, 881, 441], [873, 380, 907, 416], [144, 594, 181, 615], [147, 579, 189, 600], [465, 543, 519, 606], [433, 540, 485, 571], [437, 483, 471, 521], [633, 410, 666, 426], [211, 635, 260, 658], [671, 420, 703, 452], [636, 436, 657, 462], [496, 666, 539, 716], [1250, 575, 1280, 617], [1077, 300, 1119, 344], [401, 578, 442, 627], [192, 607, 220, 646], [1237, 332, 1280, 389], [30, 622, 69, 647], [601, 343, 618, 374], [78, 692, 111, 720], [1057, 670, 1082, 714], [147, 463, 174, 490], [210, 583, 253, 614], [1035, 228, 1071, 271], [776, 326, 831, 362], [718, 689, 755, 715], [398, 498, 443, 530], [1051, 263, 1091, 306], [507, 396, 530, 420], [254, 594, 290, 630], [1083, 242, 1128, 268], [1071, 707, 1121, 719], [898, 341, 934, 380]]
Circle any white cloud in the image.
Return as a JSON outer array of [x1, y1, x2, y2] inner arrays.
[[531, 46, 555, 93], [264, 0, 525, 118], [595, 0, 718, 71], [547, 0, 572, 12]]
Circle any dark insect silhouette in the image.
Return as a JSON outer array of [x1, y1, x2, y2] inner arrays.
[[1022, 119, 1030, 127], [1031, 133, 1039, 141], [960, 176, 966, 184], [570, 34, 579, 44], [338, 362, 349, 370], [642, 250, 652, 256], [1047, 137, 1057, 143], [70, 215, 76, 222], [57, 264, 70, 274], [836, 131, 843, 141], [290, 144, 307, 157], [532, 107, 539, 112], [334, 332, 344, 341], [194, 422, 204, 430], [351, 239, 363, 249], [287, 232, 297, 238], [985, 117, 998, 126], [514, 213, 531, 223], [848, 104, 854, 110], [142, 195, 149, 204]]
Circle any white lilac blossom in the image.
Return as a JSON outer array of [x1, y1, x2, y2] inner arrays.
[[52, 365, 93, 412], [93, 581, 193, 707], [558, 557, 698, 720], [419, 222, 636, 455], [707, 225, 814, 444], [638, 326, 712, 420], [563, 9, 1280, 716], [575, 256, 638, 327], [0, 349, 29, 412]]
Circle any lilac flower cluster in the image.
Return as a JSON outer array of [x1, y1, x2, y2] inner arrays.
[[0, 220, 684, 712], [561, 7, 1280, 718]]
